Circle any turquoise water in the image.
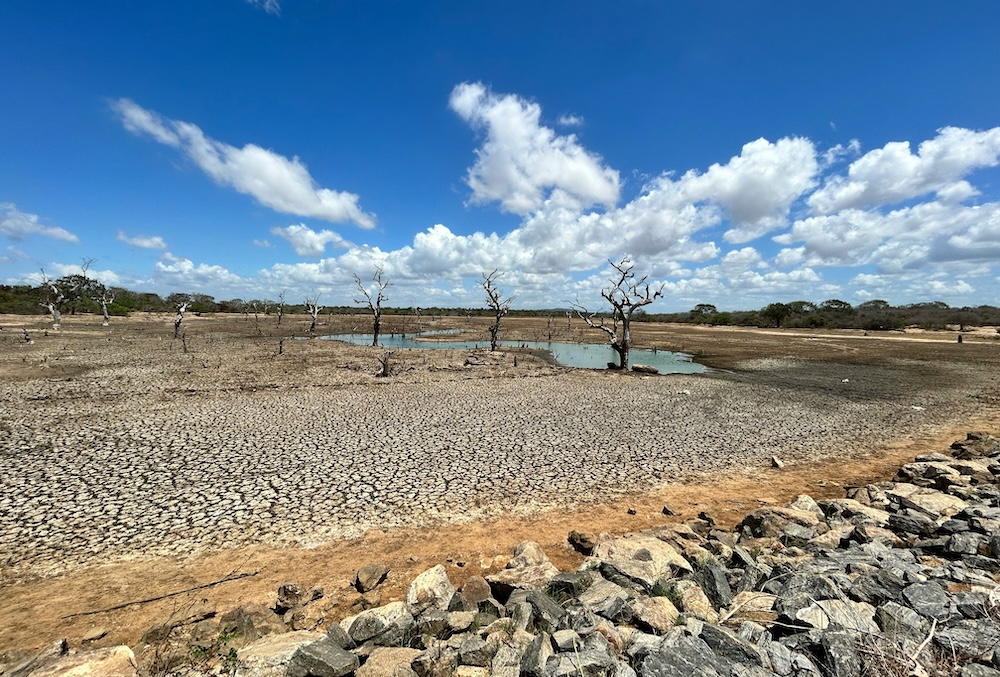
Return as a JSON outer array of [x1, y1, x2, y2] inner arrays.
[[325, 332, 705, 374]]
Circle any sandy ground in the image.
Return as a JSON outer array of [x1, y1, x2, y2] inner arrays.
[[0, 313, 998, 652]]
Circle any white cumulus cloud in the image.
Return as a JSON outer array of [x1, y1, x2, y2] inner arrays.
[[155, 252, 244, 290], [449, 82, 620, 214], [271, 224, 351, 258], [112, 99, 375, 228], [0, 203, 79, 242], [808, 126, 1000, 214], [117, 229, 167, 250]]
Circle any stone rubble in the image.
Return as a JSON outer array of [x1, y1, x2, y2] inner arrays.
[[9, 432, 1000, 677]]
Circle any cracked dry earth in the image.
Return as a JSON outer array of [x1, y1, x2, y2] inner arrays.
[[1, 313, 999, 649]]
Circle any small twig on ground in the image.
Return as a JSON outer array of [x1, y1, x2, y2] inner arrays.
[[60, 569, 259, 619], [910, 618, 937, 665]]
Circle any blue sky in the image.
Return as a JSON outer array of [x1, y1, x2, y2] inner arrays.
[[3, 1, 1000, 311]]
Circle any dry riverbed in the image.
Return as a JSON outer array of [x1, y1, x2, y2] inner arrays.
[[0, 313, 998, 651]]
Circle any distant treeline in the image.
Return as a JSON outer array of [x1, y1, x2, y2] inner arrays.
[[2, 283, 998, 331], [636, 300, 1000, 331]]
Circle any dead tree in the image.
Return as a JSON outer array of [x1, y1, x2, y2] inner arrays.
[[276, 291, 286, 326], [354, 267, 391, 347], [38, 270, 68, 329], [482, 270, 514, 352], [37, 265, 87, 329], [305, 295, 323, 334], [94, 287, 116, 326], [173, 300, 191, 339], [570, 257, 664, 370], [376, 350, 393, 377]]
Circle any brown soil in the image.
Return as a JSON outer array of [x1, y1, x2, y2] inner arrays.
[[1, 313, 998, 652]]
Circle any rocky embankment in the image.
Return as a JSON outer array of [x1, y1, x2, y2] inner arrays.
[[5, 433, 1000, 677]]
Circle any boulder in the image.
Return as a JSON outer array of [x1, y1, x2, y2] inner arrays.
[[629, 596, 680, 634], [236, 631, 326, 677], [342, 601, 415, 646], [591, 534, 692, 591], [459, 576, 493, 606], [287, 637, 359, 677], [641, 632, 734, 677], [902, 582, 954, 622], [568, 531, 598, 555], [736, 506, 827, 540], [277, 582, 308, 614], [355, 647, 422, 677], [356, 563, 391, 593], [720, 591, 777, 625], [670, 580, 719, 624], [29, 646, 136, 677], [406, 565, 455, 615], [507, 541, 552, 568], [486, 565, 559, 602], [793, 600, 878, 633]]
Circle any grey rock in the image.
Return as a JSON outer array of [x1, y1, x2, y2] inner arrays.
[[553, 628, 582, 651], [874, 601, 928, 641], [490, 643, 524, 677], [935, 619, 1000, 659], [902, 582, 953, 622], [819, 630, 863, 677], [325, 623, 356, 650], [949, 532, 988, 555], [624, 632, 662, 662], [416, 609, 450, 638], [509, 601, 533, 631], [551, 644, 618, 677], [962, 665, 1000, 677], [508, 540, 553, 568], [355, 648, 421, 677], [547, 571, 595, 598], [697, 560, 734, 609], [277, 582, 308, 614], [578, 576, 633, 621], [344, 601, 415, 646], [887, 512, 937, 537], [520, 632, 553, 677], [356, 562, 390, 593], [525, 589, 567, 631], [458, 636, 493, 667], [287, 637, 359, 677], [629, 597, 680, 635], [406, 565, 455, 615], [640, 632, 732, 676], [699, 623, 765, 667], [956, 592, 990, 619]]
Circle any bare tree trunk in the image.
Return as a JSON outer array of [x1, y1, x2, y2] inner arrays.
[[482, 270, 514, 352], [376, 351, 393, 377], [354, 268, 390, 348], [305, 296, 322, 334], [174, 302, 190, 339], [570, 257, 663, 371], [43, 302, 61, 329]]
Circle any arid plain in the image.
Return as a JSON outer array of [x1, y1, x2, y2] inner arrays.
[[1, 313, 999, 651]]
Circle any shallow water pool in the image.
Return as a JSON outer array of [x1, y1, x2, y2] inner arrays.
[[325, 332, 706, 374]]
